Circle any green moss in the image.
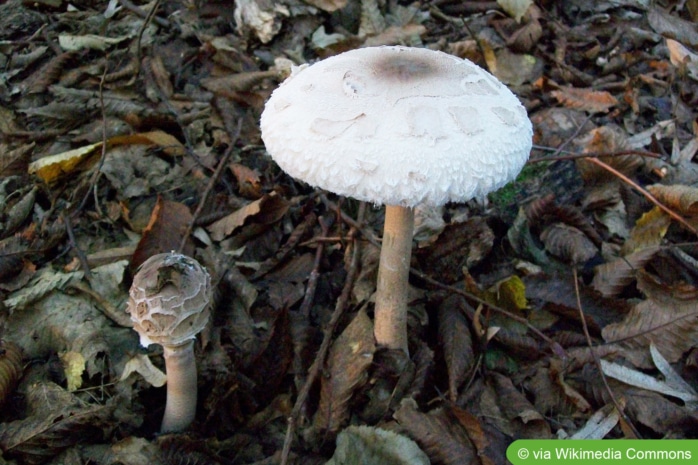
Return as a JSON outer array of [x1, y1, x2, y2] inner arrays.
[[488, 161, 549, 210]]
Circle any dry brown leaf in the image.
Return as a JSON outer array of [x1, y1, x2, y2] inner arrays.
[[230, 162, 262, 199], [0, 382, 115, 464], [551, 87, 618, 113], [523, 364, 575, 418], [648, 7, 698, 48], [592, 246, 660, 297], [303, 0, 348, 12], [646, 183, 698, 216], [449, 405, 494, 465], [438, 295, 475, 402], [109, 130, 186, 157], [550, 358, 592, 412], [313, 310, 375, 434], [414, 217, 493, 284], [207, 192, 289, 242], [20, 51, 76, 95], [201, 70, 279, 94], [540, 223, 598, 265], [394, 400, 477, 465], [507, 18, 543, 52], [620, 207, 671, 256], [0, 341, 23, 410], [131, 197, 194, 271], [363, 24, 427, 47], [489, 372, 551, 438], [602, 270, 698, 366], [581, 365, 697, 436]]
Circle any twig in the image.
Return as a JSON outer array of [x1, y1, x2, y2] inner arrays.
[[60, 211, 92, 281], [280, 203, 365, 465], [78, 63, 110, 214], [410, 268, 564, 353], [133, 0, 162, 76], [529, 145, 662, 162], [572, 268, 641, 438], [297, 215, 332, 319], [292, 215, 331, 404], [119, 0, 172, 29], [584, 157, 698, 236], [322, 196, 562, 351], [178, 119, 242, 253]]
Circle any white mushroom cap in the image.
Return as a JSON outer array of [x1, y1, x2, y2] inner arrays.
[[260, 46, 532, 207]]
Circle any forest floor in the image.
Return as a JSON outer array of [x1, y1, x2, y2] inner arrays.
[[1, 0, 698, 464]]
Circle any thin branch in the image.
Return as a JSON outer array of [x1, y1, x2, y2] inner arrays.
[[280, 203, 365, 465], [530, 145, 662, 162], [178, 119, 242, 253], [572, 268, 642, 439], [585, 156, 698, 236]]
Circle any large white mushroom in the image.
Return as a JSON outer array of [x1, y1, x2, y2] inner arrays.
[[260, 46, 532, 354]]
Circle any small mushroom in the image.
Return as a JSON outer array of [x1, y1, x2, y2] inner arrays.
[[127, 252, 211, 432], [260, 46, 532, 354]]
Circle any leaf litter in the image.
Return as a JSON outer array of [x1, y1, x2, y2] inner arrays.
[[1, 0, 698, 463]]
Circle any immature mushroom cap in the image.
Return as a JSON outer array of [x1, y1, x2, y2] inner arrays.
[[261, 46, 532, 353], [127, 252, 211, 432], [260, 45, 532, 207]]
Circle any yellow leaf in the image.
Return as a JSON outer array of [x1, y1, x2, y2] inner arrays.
[[621, 207, 671, 256], [109, 130, 185, 156], [492, 275, 528, 312], [60, 351, 86, 391], [28, 130, 185, 183], [28, 142, 102, 184]]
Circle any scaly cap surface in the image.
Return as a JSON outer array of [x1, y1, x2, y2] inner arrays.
[[128, 252, 211, 348], [260, 46, 532, 207]]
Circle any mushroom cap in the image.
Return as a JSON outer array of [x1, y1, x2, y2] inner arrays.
[[260, 46, 532, 207], [127, 252, 211, 348]]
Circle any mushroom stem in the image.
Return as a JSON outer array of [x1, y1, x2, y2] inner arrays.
[[374, 205, 415, 354], [161, 340, 198, 433]]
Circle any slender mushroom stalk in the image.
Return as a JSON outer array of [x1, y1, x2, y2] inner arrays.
[[260, 46, 532, 356], [127, 252, 211, 433], [374, 205, 414, 352]]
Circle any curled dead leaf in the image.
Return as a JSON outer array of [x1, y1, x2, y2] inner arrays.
[[646, 184, 698, 216], [551, 87, 618, 114]]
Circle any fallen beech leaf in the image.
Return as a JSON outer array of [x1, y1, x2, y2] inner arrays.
[[58, 33, 131, 51], [570, 403, 620, 439], [207, 192, 289, 241], [540, 223, 598, 265], [28, 142, 102, 184], [602, 270, 698, 366], [438, 295, 475, 402], [666, 38, 698, 80], [620, 207, 671, 256], [592, 246, 660, 297], [394, 399, 477, 465], [326, 426, 429, 465], [551, 87, 618, 113], [120, 353, 167, 388], [109, 130, 185, 157], [28, 131, 186, 183], [497, 0, 533, 23], [131, 197, 194, 271], [646, 183, 698, 215], [303, 0, 347, 13], [230, 162, 262, 198], [600, 359, 698, 403], [313, 310, 375, 433]]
